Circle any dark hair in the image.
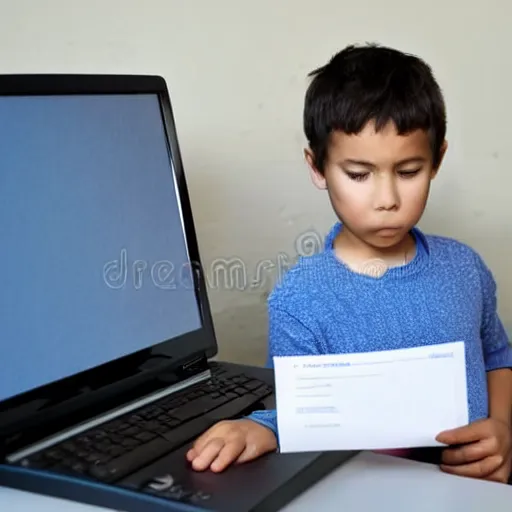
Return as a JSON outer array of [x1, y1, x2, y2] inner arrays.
[[303, 43, 446, 173]]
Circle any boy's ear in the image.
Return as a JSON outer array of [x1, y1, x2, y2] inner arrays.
[[431, 140, 448, 178], [304, 148, 327, 190]]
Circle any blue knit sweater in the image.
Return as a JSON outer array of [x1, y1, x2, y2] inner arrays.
[[247, 222, 512, 441]]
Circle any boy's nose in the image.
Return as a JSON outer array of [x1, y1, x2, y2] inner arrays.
[[373, 178, 400, 211]]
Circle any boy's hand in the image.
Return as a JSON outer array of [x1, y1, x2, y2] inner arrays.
[[186, 419, 278, 473], [435, 418, 512, 483]]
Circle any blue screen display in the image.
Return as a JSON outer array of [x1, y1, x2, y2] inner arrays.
[[0, 93, 202, 401]]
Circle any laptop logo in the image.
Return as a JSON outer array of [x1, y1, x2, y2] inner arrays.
[[148, 474, 174, 491]]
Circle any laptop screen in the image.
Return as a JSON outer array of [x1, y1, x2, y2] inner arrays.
[[0, 93, 202, 402]]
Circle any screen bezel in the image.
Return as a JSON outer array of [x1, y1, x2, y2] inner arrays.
[[0, 74, 218, 452]]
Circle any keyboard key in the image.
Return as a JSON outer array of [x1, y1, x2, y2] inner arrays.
[[245, 379, 264, 390], [135, 431, 157, 443], [170, 394, 231, 422]]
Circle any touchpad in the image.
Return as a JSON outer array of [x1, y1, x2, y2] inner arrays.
[[120, 442, 356, 512]]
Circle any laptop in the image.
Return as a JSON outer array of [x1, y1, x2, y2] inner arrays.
[[0, 74, 357, 511]]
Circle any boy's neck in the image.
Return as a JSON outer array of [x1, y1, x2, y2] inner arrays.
[[333, 225, 416, 274]]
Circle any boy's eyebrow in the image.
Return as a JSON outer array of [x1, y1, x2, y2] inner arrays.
[[339, 157, 427, 168]]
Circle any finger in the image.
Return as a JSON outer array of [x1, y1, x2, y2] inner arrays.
[[235, 441, 265, 464], [436, 419, 490, 445], [484, 467, 511, 484], [189, 422, 226, 453], [440, 454, 503, 479], [235, 431, 278, 464], [186, 447, 199, 461], [441, 437, 498, 465], [209, 440, 246, 473], [190, 438, 226, 471]]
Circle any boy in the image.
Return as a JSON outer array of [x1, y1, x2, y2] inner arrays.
[[187, 43, 512, 483]]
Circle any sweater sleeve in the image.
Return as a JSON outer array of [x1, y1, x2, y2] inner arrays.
[[245, 301, 323, 444], [476, 254, 512, 371]]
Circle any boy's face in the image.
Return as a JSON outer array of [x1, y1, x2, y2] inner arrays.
[[306, 120, 446, 249]]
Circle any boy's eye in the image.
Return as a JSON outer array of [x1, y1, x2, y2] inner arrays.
[[398, 169, 421, 178], [345, 171, 369, 181], [344, 169, 421, 181]]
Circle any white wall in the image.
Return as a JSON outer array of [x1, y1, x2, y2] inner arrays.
[[1, 0, 510, 363]]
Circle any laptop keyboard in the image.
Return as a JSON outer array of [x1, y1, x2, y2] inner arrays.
[[17, 365, 272, 483]]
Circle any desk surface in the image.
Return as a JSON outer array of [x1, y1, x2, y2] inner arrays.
[[1, 452, 511, 511], [283, 451, 512, 511], [0, 485, 112, 511]]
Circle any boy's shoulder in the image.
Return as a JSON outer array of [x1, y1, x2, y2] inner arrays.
[[423, 230, 474, 252], [422, 231, 487, 267], [267, 251, 330, 306], [422, 230, 496, 288], [267, 222, 339, 305]]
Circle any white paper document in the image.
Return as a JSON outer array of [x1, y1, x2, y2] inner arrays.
[[274, 341, 469, 453]]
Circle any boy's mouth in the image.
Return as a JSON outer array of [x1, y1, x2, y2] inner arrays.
[[374, 227, 402, 237]]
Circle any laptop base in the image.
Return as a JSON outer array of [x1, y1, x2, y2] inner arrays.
[[0, 448, 357, 512], [0, 362, 359, 511]]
